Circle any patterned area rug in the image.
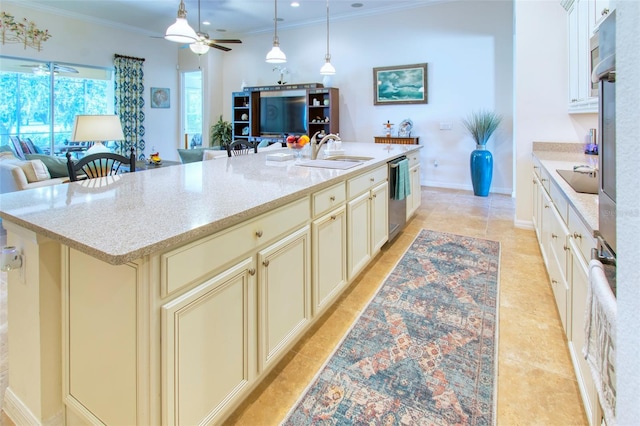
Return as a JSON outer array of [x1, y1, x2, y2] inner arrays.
[[282, 230, 500, 425]]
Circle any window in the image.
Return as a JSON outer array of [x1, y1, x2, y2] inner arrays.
[[183, 70, 203, 149], [0, 56, 114, 157]]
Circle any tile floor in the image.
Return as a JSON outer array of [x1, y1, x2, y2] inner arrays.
[[0, 187, 587, 425]]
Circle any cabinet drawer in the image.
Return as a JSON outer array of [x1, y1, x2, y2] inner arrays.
[[407, 152, 420, 168], [568, 206, 597, 263], [550, 181, 569, 224], [539, 167, 551, 193], [347, 165, 387, 199], [161, 197, 310, 297], [313, 182, 346, 217]]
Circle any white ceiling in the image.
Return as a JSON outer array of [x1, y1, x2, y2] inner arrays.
[[8, 0, 444, 40]]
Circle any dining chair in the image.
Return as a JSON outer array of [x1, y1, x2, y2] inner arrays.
[[226, 140, 258, 157], [66, 146, 136, 181]]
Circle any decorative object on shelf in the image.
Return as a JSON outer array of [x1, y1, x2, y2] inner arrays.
[[149, 152, 163, 165], [373, 63, 428, 105], [383, 120, 394, 137], [242, 126, 249, 135], [266, 0, 286, 63], [210, 115, 232, 148], [150, 87, 170, 108], [0, 11, 52, 51], [398, 118, 413, 137], [241, 113, 249, 121], [320, 0, 336, 76], [273, 66, 289, 85], [164, 0, 198, 43], [462, 110, 502, 197]]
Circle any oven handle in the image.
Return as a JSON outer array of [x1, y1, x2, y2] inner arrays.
[[592, 235, 616, 265]]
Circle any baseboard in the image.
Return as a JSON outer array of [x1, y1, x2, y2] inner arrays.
[[514, 218, 534, 230], [3, 387, 63, 426], [422, 180, 513, 195]]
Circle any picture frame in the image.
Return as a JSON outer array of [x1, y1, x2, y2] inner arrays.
[[373, 63, 428, 105], [150, 87, 170, 109]]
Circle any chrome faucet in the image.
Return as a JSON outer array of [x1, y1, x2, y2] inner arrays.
[[310, 131, 341, 160]]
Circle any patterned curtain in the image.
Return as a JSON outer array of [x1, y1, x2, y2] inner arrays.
[[114, 54, 145, 159]]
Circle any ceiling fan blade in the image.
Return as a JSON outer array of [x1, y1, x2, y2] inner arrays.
[[208, 43, 232, 52], [208, 39, 242, 44], [54, 65, 79, 73]]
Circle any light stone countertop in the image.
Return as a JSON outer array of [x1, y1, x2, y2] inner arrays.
[[532, 149, 599, 235], [0, 142, 421, 265]]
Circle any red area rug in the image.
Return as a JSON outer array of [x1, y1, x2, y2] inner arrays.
[[282, 229, 500, 425]]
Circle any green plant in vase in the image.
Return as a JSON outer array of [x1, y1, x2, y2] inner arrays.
[[210, 115, 232, 148], [462, 110, 502, 197]]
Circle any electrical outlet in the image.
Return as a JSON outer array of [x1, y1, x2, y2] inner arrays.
[[439, 122, 452, 130]]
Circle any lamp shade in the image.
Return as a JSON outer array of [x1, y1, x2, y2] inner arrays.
[[266, 44, 287, 63], [320, 57, 336, 75], [165, 17, 198, 43], [71, 115, 125, 142]]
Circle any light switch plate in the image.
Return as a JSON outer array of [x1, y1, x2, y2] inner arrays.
[[439, 122, 453, 130]]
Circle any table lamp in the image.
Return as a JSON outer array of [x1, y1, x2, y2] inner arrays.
[[71, 115, 125, 154]]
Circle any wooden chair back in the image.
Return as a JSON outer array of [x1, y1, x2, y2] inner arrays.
[[226, 140, 258, 157], [66, 147, 136, 182]]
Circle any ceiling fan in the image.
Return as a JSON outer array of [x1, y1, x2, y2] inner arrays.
[[188, 0, 241, 54], [21, 64, 79, 74]]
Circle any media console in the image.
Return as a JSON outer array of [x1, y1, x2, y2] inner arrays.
[[232, 84, 339, 146]]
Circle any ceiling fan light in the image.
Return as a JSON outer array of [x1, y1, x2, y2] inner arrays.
[[190, 40, 210, 55], [165, 17, 198, 43], [266, 41, 287, 63]]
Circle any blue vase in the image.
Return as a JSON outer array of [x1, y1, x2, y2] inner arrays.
[[470, 145, 493, 196]]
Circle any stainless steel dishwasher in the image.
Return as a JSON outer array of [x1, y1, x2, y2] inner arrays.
[[387, 156, 407, 243]]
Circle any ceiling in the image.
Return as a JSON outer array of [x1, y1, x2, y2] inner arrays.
[[8, 0, 439, 40]]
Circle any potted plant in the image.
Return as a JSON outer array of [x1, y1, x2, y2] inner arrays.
[[209, 115, 232, 148], [462, 110, 502, 197]]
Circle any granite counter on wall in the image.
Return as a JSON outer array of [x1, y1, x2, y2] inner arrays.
[[532, 141, 599, 235]]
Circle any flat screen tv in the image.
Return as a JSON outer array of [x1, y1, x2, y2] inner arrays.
[[259, 91, 307, 136]]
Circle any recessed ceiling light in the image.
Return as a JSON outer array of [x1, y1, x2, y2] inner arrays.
[[202, 21, 210, 26], [351, 3, 363, 7], [215, 28, 227, 32], [291, 1, 300, 7]]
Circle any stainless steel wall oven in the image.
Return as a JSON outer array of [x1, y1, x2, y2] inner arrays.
[[593, 10, 616, 260]]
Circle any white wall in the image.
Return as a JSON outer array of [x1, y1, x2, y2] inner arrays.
[[220, 1, 515, 194], [616, 1, 640, 421], [513, 1, 597, 227]]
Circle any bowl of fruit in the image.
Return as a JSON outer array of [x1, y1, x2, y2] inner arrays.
[[286, 134, 310, 158]]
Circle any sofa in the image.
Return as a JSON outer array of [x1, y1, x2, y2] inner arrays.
[[0, 147, 69, 194]]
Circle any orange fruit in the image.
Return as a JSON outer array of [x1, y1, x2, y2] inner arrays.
[[299, 135, 310, 146]]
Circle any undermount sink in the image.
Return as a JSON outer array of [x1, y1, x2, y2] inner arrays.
[[297, 159, 365, 170], [556, 169, 599, 194], [324, 155, 374, 162]]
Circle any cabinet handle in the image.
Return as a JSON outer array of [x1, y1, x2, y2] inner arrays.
[[255, 230, 263, 238], [372, 194, 377, 198], [541, 178, 547, 182], [329, 196, 336, 201], [551, 233, 558, 239], [601, 8, 609, 16], [544, 204, 550, 209], [248, 268, 256, 276], [263, 260, 270, 267], [532, 179, 536, 184], [552, 279, 558, 285], [573, 232, 582, 240], [564, 244, 570, 251], [330, 215, 337, 220]]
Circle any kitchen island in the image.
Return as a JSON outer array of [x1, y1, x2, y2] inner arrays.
[[0, 143, 421, 425]]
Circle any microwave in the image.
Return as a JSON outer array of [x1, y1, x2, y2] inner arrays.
[[590, 33, 600, 97]]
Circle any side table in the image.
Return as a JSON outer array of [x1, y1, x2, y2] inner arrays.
[[374, 136, 419, 145]]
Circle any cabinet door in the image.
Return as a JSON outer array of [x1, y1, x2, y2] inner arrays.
[[547, 203, 570, 334], [312, 206, 347, 315], [568, 242, 601, 426], [258, 226, 311, 372], [371, 181, 389, 254], [532, 172, 542, 238], [161, 257, 257, 426], [568, 3, 580, 105], [347, 191, 372, 280], [407, 164, 421, 219]]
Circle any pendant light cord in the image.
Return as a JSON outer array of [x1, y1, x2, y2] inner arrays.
[[325, 0, 330, 56], [274, 0, 279, 43]]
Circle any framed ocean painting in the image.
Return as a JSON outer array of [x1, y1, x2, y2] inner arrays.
[[373, 63, 428, 105]]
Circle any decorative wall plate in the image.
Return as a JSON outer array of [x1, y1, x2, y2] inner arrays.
[[399, 118, 413, 136]]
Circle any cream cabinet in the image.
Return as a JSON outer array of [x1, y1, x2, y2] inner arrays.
[[563, 0, 598, 113], [406, 152, 422, 220], [257, 226, 311, 372], [531, 158, 602, 426], [312, 206, 347, 315], [161, 257, 257, 426], [346, 165, 388, 280]]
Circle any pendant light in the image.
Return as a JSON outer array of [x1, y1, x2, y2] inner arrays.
[[320, 0, 335, 75], [189, 0, 210, 55], [266, 0, 286, 63], [165, 0, 198, 44]]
